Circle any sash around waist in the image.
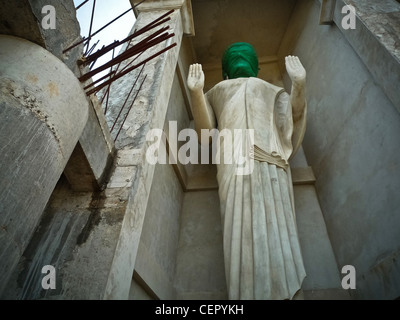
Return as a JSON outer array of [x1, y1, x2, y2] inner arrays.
[[251, 145, 289, 170]]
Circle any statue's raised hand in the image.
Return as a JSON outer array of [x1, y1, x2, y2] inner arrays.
[[187, 63, 205, 92], [285, 55, 306, 84]]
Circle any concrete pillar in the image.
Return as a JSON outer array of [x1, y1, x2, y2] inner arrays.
[[101, 1, 194, 299], [0, 35, 89, 295]]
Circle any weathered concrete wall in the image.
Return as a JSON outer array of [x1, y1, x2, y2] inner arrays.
[[131, 51, 192, 300], [190, 0, 297, 66], [0, 0, 84, 76], [134, 163, 184, 299], [278, 0, 400, 299], [0, 1, 115, 299], [1, 175, 124, 300], [129, 276, 153, 300], [175, 190, 227, 300], [336, 0, 400, 113], [101, 8, 185, 299], [0, 0, 45, 48], [0, 0, 115, 190], [290, 148, 349, 299], [68, 97, 115, 191], [27, 0, 84, 75], [0, 35, 89, 297]]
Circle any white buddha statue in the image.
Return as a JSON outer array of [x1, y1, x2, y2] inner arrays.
[[187, 42, 307, 300]]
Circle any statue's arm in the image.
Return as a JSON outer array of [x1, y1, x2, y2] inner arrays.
[[285, 56, 306, 121], [187, 63, 217, 145], [285, 56, 307, 157]]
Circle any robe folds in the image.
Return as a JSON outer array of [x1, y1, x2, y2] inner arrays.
[[205, 77, 307, 300]]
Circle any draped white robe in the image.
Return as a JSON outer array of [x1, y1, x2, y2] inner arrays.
[[205, 77, 307, 300]]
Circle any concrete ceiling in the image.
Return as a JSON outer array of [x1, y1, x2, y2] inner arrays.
[[190, 0, 298, 66]]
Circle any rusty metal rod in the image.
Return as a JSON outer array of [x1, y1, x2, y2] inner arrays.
[[63, 7, 131, 54], [96, 48, 146, 96], [103, 47, 116, 114], [89, 7, 132, 42], [128, 16, 171, 40], [89, 59, 97, 70], [81, 20, 170, 65], [84, 0, 97, 55], [80, 31, 174, 82], [101, 42, 125, 105], [63, 36, 87, 54], [134, 9, 175, 36], [103, 86, 110, 113], [91, 42, 145, 93], [114, 74, 148, 142], [84, 32, 172, 90], [90, 27, 170, 71], [117, 46, 146, 75], [101, 41, 138, 106], [91, 0, 150, 41], [110, 64, 145, 133], [84, 69, 116, 90], [63, 5, 171, 54], [86, 39, 99, 56], [83, 34, 172, 86], [86, 43, 171, 96], [76, 0, 89, 10], [80, 25, 169, 67], [113, 28, 171, 62], [85, 42, 146, 90], [85, 42, 176, 96], [79, 40, 120, 66], [119, 11, 174, 49]]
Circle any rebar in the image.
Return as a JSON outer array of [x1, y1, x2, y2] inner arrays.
[[79, 30, 174, 82], [110, 64, 146, 133], [76, 0, 89, 11], [85, 42, 176, 96], [83, 0, 96, 55], [80, 25, 169, 67], [114, 74, 148, 142]]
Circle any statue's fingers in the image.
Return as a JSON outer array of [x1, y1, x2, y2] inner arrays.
[[196, 63, 201, 77], [293, 56, 302, 68], [294, 57, 304, 70], [287, 56, 296, 70], [285, 56, 292, 70], [293, 58, 302, 71], [189, 64, 194, 77]]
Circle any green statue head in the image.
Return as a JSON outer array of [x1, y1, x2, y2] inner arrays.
[[222, 42, 259, 80]]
